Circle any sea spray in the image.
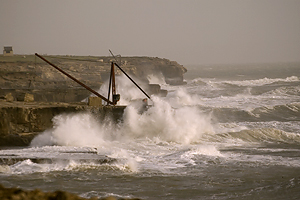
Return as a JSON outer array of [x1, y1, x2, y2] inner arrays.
[[147, 73, 166, 85], [29, 75, 217, 174], [166, 87, 203, 107], [122, 96, 214, 144], [32, 97, 214, 147], [31, 113, 112, 147], [3, 64, 300, 199], [224, 76, 299, 87], [98, 74, 149, 105]]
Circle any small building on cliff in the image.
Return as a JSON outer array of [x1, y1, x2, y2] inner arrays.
[[3, 46, 13, 56]]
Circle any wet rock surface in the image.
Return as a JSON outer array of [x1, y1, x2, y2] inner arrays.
[[0, 101, 126, 146], [0, 184, 141, 200]]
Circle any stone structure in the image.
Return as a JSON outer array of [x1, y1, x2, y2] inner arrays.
[[3, 46, 13, 56]]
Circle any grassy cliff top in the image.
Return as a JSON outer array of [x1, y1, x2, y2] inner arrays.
[[0, 54, 177, 65]]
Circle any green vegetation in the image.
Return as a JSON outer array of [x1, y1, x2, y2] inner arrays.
[[0, 54, 40, 63], [0, 54, 164, 64], [0, 54, 107, 64]]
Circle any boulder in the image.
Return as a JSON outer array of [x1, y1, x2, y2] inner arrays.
[[0, 184, 142, 200], [4, 93, 14, 102], [24, 93, 34, 102]]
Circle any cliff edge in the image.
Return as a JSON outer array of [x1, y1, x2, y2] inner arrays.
[[0, 54, 186, 146], [0, 55, 186, 102]]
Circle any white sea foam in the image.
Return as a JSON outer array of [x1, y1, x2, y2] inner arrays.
[[9, 159, 62, 174], [26, 72, 300, 175], [189, 76, 299, 92], [6, 159, 95, 174], [31, 113, 110, 147], [0, 165, 10, 173], [266, 85, 300, 96], [224, 76, 299, 87], [224, 151, 300, 168], [27, 84, 216, 174], [122, 96, 214, 144], [32, 87, 214, 147], [97, 74, 149, 105], [147, 73, 166, 85], [165, 87, 203, 107], [181, 145, 224, 161]]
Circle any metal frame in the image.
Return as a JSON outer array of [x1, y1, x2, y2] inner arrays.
[[35, 53, 151, 106]]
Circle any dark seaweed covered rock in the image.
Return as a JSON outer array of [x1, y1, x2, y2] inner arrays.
[[0, 184, 142, 200]]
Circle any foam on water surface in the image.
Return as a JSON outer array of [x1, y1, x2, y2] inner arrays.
[[1, 69, 300, 200]]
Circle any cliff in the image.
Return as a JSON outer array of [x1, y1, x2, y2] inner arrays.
[[0, 55, 186, 102], [0, 101, 126, 146], [0, 54, 186, 146]]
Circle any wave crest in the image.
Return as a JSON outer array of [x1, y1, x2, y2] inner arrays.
[[215, 128, 300, 144]]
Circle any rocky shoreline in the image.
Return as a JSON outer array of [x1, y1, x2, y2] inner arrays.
[[0, 101, 127, 146], [0, 54, 186, 146], [0, 184, 141, 200]]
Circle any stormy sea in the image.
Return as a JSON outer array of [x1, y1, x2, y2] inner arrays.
[[1, 63, 300, 200]]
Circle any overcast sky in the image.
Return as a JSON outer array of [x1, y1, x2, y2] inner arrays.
[[1, 0, 300, 65]]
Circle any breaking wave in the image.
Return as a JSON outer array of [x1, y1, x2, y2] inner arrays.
[[26, 71, 300, 176], [210, 102, 300, 123], [223, 76, 299, 87], [210, 128, 300, 144], [265, 85, 300, 96], [32, 99, 214, 147]]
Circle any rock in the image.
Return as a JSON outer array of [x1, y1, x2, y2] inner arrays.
[[101, 197, 117, 200], [24, 93, 34, 102], [148, 84, 161, 94], [0, 184, 86, 200], [0, 184, 142, 200], [0, 101, 126, 146], [0, 55, 186, 146], [4, 93, 14, 102], [88, 97, 103, 107], [0, 55, 186, 103], [146, 84, 167, 97]]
